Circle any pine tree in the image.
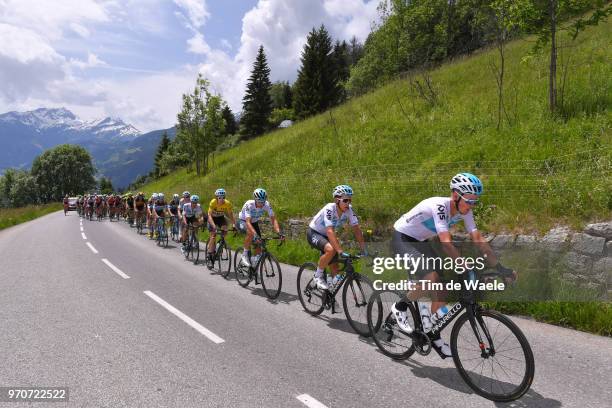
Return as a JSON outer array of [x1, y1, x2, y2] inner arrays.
[[332, 40, 351, 104], [221, 105, 237, 136], [154, 131, 170, 177], [241, 45, 273, 139], [293, 25, 341, 119], [282, 82, 292, 109]]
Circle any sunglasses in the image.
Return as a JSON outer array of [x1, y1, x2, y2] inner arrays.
[[459, 193, 479, 206], [338, 197, 352, 204]]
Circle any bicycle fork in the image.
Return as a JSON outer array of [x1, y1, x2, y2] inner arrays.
[[467, 304, 496, 358]]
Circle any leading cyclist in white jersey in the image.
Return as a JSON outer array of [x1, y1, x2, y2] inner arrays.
[[307, 185, 367, 290], [390, 173, 516, 357]]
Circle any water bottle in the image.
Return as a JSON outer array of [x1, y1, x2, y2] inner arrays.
[[326, 276, 333, 288], [250, 254, 260, 266], [333, 274, 344, 285], [215, 241, 221, 252]]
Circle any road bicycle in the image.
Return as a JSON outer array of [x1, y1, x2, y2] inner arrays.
[[155, 216, 169, 248], [183, 223, 200, 264], [366, 271, 534, 402], [206, 228, 234, 276], [297, 253, 377, 337], [234, 236, 283, 299], [135, 211, 146, 235]]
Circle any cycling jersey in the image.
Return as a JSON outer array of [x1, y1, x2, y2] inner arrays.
[[309, 202, 359, 236], [134, 197, 146, 209], [126, 197, 134, 207], [393, 197, 477, 241], [182, 202, 203, 218], [154, 200, 167, 216], [168, 199, 179, 215], [208, 198, 233, 217], [179, 198, 190, 212], [239, 200, 274, 222]]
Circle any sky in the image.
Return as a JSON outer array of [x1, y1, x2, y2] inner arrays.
[[0, 0, 380, 132]]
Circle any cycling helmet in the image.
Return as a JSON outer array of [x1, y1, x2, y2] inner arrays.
[[138, 191, 144, 196], [158, 193, 165, 200], [215, 188, 226, 198], [182, 191, 190, 198], [253, 188, 267, 202], [332, 184, 353, 198], [173, 193, 179, 199], [450, 172, 483, 196], [152, 193, 159, 200], [191, 194, 200, 203]]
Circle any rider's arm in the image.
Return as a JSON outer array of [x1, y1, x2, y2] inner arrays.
[[207, 209, 215, 227], [270, 215, 281, 235], [438, 231, 462, 258], [470, 230, 498, 266], [351, 224, 366, 253], [245, 217, 258, 236], [326, 226, 343, 254]]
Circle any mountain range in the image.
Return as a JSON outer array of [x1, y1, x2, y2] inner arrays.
[[0, 108, 175, 188]]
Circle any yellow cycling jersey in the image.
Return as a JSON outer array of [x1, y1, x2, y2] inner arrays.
[[208, 198, 233, 217]]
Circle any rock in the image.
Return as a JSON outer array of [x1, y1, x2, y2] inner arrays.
[[593, 257, 612, 277], [515, 235, 537, 248], [570, 233, 606, 256], [606, 241, 612, 256], [562, 252, 593, 275], [452, 232, 470, 241], [288, 219, 304, 226], [491, 234, 515, 249], [562, 273, 580, 284], [539, 227, 570, 252], [584, 221, 612, 239], [482, 233, 495, 243], [580, 281, 603, 292]]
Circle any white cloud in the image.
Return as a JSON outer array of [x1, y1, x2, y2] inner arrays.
[[220, 39, 232, 50], [70, 52, 108, 70], [192, 0, 380, 114], [187, 32, 211, 55], [173, 0, 210, 29]]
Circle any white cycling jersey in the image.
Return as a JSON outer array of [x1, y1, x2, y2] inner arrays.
[[309, 202, 359, 236], [393, 197, 477, 241], [239, 200, 274, 222], [182, 202, 203, 218]]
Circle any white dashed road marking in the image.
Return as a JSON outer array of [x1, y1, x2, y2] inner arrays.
[[101, 258, 130, 279]]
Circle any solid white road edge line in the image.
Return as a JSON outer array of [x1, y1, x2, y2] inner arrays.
[[101, 258, 130, 279], [86, 242, 98, 254], [296, 394, 329, 408], [143, 291, 225, 344]]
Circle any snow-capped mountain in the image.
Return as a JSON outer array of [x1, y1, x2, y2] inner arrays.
[[0, 107, 171, 187], [0, 107, 140, 141]]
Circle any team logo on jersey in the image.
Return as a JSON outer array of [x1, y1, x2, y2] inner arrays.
[[437, 204, 446, 221]]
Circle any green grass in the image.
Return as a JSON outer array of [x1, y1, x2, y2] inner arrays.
[[0, 203, 64, 230], [151, 20, 611, 335]]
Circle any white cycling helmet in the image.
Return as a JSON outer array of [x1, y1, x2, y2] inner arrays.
[[182, 191, 190, 198], [158, 193, 165, 200], [253, 188, 267, 202], [173, 193, 179, 199], [215, 188, 226, 198], [450, 172, 483, 196], [191, 194, 200, 203], [332, 184, 353, 198]]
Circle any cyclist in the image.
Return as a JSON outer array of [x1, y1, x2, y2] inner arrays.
[[147, 193, 158, 238], [133, 192, 147, 227], [179, 191, 191, 238], [169, 193, 181, 236], [390, 172, 516, 357], [180, 194, 204, 254], [152, 193, 169, 237], [206, 188, 237, 260], [307, 184, 367, 290], [94, 194, 103, 218], [87, 194, 95, 218], [126, 192, 135, 225], [237, 188, 283, 267], [63, 194, 69, 214], [108, 194, 116, 219]]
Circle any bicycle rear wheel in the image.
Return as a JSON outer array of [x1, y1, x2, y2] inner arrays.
[[297, 262, 325, 316], [189, 233, 199, 264], [260, 253, 282, 299], [367, 290, 417, 360], [234, 247, 251, 288], [451, 309, 534, 402], [342, 274, 378, 337]]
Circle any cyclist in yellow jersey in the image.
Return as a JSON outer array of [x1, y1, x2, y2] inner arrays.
[[207, 188, 237, 258]]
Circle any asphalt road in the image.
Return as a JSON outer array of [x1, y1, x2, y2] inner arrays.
[[0, 211, 610, 407]]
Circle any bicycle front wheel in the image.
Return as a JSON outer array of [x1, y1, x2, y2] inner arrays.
[[342, 274, 378, 337], [260, 254, 282, 299], [367, 290, 416, 360], [189, 233, 199, 264], [297, 262, 325, 316], [451, 309, 535, 402]]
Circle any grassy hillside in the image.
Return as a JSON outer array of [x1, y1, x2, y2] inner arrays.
[[144, 19, 611, 234], [0, 203, 63, 230]]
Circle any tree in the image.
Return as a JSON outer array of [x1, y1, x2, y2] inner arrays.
[[282, 82, 292, 108], [523, 0, 611, 113], [154, 132, 170, 177], [241, 45, 273, 139], [31, 144, 96, 202], [99, 177, 114, 194], [221, 105, 238, 136], [293, 25, 342, 119], [348, 36, 365, 66], [332, 40, 351, 104], [176, 74, 226, 175], [8, 171, 39, 207]]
